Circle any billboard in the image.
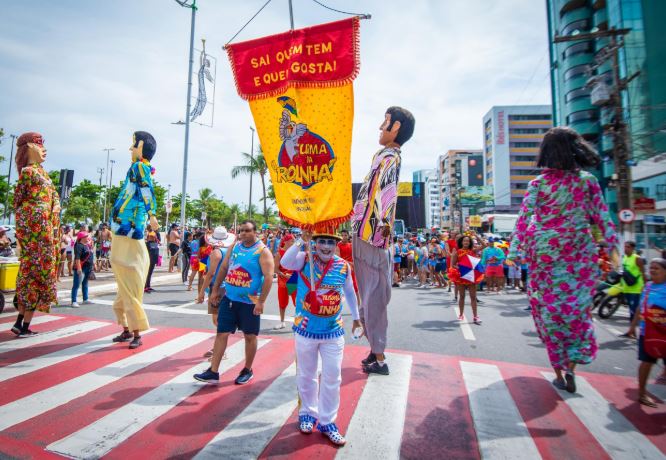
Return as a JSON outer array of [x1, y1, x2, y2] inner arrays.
[[459, 186, 494, 207], [467, 155, 484, 186]]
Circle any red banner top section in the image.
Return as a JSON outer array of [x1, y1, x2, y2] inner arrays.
[[225, 17, 360, 100]]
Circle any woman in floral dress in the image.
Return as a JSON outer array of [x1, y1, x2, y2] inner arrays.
[[10, 132, 60, 337], [507, 127, 618, 393]]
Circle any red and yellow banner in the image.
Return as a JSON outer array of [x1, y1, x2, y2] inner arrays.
[[225, 17, 360, 231]]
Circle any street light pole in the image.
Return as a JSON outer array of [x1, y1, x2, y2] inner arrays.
[[176, 0, 197, 229], [102, 147, 115, 223], [3, 134, 17, 224], [249, 126, 255, 217]]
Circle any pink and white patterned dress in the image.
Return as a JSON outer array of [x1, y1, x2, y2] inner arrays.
[[508, 169, 618, 370]]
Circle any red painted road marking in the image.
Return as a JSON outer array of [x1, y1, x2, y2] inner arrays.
[[106, 338, 296, 460], [259, 344, 370, 459]]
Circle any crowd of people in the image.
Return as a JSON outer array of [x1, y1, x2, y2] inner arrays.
[[6, 114, 665, 451]]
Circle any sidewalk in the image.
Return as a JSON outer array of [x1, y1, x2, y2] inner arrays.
[[56, 266, 182, 301]]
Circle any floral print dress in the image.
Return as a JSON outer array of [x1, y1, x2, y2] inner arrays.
[[508, 169, 617, 370], [13, 164, 61, 312]]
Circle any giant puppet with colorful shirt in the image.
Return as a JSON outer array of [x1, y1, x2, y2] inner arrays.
[[108, 132, 158, 350], [225, 17, 363, 445]]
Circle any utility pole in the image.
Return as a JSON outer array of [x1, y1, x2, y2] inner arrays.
[[175, 0, 197, 229], [97, 167, 104, 187], [102, 147, 115, 223], [554, 27, 634, 237], [249, 126, 255, 217], [109, 160, 116, 193], [3, 134, 17, 224]]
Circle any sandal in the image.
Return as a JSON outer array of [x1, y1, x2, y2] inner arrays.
[[639, 395, 658, 408], [298, 414, 316, 434], [552, 378, 566, 391], [318, 422, 346, 446], [565, 370, 576, 394]]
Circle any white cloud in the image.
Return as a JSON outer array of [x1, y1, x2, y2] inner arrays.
[[0, 0, 551, 216]]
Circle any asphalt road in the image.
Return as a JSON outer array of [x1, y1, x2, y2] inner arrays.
[[49, 269, 644, 377]]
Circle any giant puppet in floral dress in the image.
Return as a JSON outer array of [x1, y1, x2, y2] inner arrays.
[[507, 127, 618, 393], [10, 132, 60, 337]]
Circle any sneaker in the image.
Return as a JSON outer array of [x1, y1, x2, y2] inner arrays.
[[129, 337, 142, 349], [457, 314, 464, 321], [361, 352, 377, 366], [473, 316, 482, 325], [112, 331, 133, 343], [318, 423, 346, 446], [235, 367, 254, 385], [363, 361, 389, 375], [298, 414, 317, 434], [194, 367, 220, 384], [18, 329, 38, 338], [71, 302, 80, 308], [81, 300, 93, 305], [143, 287, 150, 293], [11, 325, 21, 335], [273, 322, 286, 330]]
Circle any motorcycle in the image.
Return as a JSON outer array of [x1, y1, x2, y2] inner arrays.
[[592, 270, 621, 311], [596, 271, 630, 319]]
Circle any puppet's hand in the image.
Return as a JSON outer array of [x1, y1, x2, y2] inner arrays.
[[149, 215, 159, 231], [381, 225, 392, 237]]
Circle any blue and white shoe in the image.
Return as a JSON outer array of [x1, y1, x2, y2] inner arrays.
[[318, 422, 346, 446], [194, 367, 219, 384], [298, 414, 316, 434]]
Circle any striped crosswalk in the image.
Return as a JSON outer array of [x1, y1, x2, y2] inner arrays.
[[0, 313, 663, 460]]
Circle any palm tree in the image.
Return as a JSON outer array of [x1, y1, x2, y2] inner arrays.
[[194, 188, 216, 227], [231, 147, 270, 224]]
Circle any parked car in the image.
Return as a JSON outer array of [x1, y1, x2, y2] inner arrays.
[[1, 225, 16, 247]]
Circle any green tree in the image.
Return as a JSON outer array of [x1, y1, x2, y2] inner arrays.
[[231, 148, 270, 224]]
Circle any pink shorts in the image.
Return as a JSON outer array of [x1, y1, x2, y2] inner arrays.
[[486, 265, 504, 277]]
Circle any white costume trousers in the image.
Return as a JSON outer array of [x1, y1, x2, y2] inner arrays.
[[295, 333, 344, 425]]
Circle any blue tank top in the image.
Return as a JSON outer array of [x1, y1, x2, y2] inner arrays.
[[293, 255, 349, 340], [224, 241, 265, 304]]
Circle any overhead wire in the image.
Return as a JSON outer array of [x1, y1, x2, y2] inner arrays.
[[225, 0, 274, 46], [310, 0, 370, 18]]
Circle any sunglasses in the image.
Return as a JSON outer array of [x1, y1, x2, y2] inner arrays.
[[316, 238, 337, 246]]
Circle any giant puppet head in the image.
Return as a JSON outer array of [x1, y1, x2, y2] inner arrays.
[[130, 131, 157, 163], [15, 132, 46, 171], [313, 231, 341, 263], [379, 106, 415, 148]]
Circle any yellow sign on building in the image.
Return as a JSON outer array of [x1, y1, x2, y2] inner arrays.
[[469, 215, 482, 227], [397, 182, 413, 197]]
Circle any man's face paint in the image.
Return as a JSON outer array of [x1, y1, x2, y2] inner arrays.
[[315, 238, 337, 262]]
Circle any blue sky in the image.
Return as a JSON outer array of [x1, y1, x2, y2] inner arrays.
[[0, 0, 550, 209]]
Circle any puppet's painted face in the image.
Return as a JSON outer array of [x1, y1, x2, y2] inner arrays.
[[315, 237, 337, 262], [379, 113, 400, 147], [130, 135, 144, 162], [26, 138, 47, 164]]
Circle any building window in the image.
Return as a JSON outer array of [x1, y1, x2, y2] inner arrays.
[[561, 18, 590, 37], [508, 114, 552, 121], [513, 183, 528, 189], [511, 169, 538, 175], [509, 128, 549, 134], [565, 87, 590, 103], [566, 110, 598, 124], [512, 155, 537, 161], [564, 64, 590, 81], [563, 41, 593, 59], [509, 142, 541, 147]]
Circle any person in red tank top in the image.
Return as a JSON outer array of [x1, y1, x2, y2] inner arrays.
[[336, 229, 358, 295], [274, 232, 297, 329]]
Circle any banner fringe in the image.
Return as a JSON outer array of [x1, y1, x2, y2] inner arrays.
[[279, 210, 353, 232]]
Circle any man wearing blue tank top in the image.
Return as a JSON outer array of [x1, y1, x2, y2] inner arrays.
[[194, 220, 274, 385]]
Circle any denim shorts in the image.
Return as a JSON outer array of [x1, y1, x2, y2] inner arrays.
[[217, 296, 261, 335]]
